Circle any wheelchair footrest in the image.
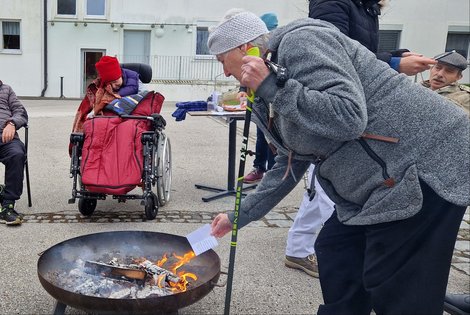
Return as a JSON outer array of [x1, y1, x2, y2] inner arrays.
[[76, 192, 107, 200], [112, 194, 143, 200]]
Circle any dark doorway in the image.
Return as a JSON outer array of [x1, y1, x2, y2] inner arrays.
[[82, 49, 105, 96]]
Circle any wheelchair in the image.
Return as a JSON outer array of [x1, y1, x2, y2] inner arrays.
[[68, 63, 171, 220]]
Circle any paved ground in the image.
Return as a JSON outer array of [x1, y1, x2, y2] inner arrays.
[[0, 98, 468, 314]]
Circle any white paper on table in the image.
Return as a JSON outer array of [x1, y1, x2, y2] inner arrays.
[[186, 224, 219, 256]]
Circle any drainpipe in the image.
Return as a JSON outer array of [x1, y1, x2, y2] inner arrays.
[[40, 0, 48, 97]]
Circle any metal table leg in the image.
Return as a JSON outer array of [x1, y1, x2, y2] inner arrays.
[[195, 118, 256, 202]]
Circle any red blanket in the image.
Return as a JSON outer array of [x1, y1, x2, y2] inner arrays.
[[71, 79, 124, 133], [79, 91, 164, 195]]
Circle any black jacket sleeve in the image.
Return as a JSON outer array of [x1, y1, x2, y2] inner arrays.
[[376, 49, 410, 64], [309, 0, 352, 36]]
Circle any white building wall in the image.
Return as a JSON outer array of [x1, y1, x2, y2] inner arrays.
[[0, 0, 43, 96], [0, 0, 468, 99], [48, 23, 122, 98], [44, 0, 309, 99]]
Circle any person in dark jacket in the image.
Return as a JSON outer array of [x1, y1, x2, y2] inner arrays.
[[0, 81, 28, 226], [309, 0, 436, 75]]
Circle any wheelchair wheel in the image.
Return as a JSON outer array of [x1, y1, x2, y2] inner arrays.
[[155, 133, 172, 206], [78, 198, 97, 216], [145, 195, 158, 220]]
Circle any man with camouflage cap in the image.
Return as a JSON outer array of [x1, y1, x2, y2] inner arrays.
[[422, 51, 469, 114]]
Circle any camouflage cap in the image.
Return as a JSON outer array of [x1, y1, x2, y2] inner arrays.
[[434, 51, 468, 71]]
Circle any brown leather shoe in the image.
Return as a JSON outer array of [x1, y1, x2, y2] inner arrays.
[[243, 168, 264, 183], [285, 254, 319, 278]]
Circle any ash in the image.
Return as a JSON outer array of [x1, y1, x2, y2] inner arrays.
[[46, 259, 174, 299]]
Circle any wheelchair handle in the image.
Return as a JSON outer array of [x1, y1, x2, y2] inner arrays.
[[120, 114, 166, 129]]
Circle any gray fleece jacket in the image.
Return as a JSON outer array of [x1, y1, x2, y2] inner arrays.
[[229, 18, 470, 228]]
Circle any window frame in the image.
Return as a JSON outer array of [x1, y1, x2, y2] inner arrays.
[[378, 29, 402, 53], [195, 26, 211, 57], [445, 31, 470, 60], [84, 0, 107, 20], [0, 20, 21, 54], [56, 0, 78, 18]]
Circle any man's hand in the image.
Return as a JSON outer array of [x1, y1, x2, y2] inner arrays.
[[2, 123, 15, 143], [240, 55, 270, 92], [211, 213, 233, 238], [236, 91, 248, 100], [399, 53, 437, 76]]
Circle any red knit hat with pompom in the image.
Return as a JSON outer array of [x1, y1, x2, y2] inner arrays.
[[95, 56, 122, 84]]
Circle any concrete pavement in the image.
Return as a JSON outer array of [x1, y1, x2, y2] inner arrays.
[[0, 98, 468, 314]]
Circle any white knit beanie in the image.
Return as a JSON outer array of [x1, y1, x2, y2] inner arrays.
[[208, 10, 269, 55]]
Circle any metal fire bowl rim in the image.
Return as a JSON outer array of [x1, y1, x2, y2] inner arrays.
[[39, 230, 198, 250], [37, 230, 221, 312]]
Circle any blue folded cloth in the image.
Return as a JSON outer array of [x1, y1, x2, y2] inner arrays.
[[172, 101, 207, 121]]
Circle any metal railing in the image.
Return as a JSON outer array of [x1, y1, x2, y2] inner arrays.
[[119, 55, 236, 83]]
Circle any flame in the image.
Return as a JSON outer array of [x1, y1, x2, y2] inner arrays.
[[170, 251, 196, 273], [157, 253, 168, 267], [134, 250, 198, 293], [170, 271, 197, 291], [167, 251, 197, 292]]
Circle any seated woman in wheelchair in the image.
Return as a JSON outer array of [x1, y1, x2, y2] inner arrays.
[[68, 57, 168, 220], [0, 80, 28, 226], [72, 55, 148, 133]]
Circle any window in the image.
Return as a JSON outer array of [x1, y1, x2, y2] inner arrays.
[[123, 30, 150, 64], [196, 27, 210, 55], [57, 0, 76, 15], [2, 21, 20, 50], [446, 33, 470, 59], [86, 0, 105, 16], [378, 30, 401, 53]]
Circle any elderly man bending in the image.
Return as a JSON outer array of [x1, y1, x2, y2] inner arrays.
[[208, 9, 469, 315]]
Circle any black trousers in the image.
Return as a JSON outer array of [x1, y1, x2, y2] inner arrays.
[[253, 127, 276, 172], [315, 181, 466, 315], [0, 138, 25, 203]]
